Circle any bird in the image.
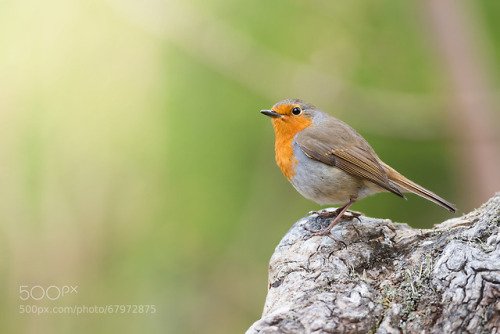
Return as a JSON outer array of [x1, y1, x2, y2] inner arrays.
[[260, 98, 456, 236]]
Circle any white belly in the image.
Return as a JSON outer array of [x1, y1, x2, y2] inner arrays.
[[289, 142, 383, 205]]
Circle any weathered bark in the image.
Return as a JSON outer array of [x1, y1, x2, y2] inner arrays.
[[247, 194, 500, 334]]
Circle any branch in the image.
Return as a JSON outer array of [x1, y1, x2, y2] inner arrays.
[[247, 193, 500, 334]]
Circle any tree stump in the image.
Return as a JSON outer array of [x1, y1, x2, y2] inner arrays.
[[247, 194, 500, 334]]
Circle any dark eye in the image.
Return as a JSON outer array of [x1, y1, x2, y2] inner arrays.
[[292, 107, 302, 115]]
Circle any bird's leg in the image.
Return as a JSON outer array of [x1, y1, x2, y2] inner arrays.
[[305, 199, 357, 236]]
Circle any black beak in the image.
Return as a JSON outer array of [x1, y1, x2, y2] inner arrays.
[[260, 110, 282, 118]]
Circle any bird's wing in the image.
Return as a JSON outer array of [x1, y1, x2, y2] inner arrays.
[[296, 122, 405, 198]]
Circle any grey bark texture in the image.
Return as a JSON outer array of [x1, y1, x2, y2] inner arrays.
[[247, 193, 500, 334]]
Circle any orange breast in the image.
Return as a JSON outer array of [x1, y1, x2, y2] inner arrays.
[[271, 116, 312, 180]]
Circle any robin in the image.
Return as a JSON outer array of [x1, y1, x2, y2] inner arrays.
[[261, 99, 456, 236]]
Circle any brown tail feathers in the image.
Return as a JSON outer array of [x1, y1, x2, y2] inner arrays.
[[382, 163, 456, 213]]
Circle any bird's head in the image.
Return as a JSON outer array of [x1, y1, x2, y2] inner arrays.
[[260, 99, 322, 138]]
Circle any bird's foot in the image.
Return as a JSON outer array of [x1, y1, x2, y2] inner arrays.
[[306, 209, 338, 218], [307, 208, 364, 219], [342, 209, 364, 219]]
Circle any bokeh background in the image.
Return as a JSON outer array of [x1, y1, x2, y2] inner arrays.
[[1, 0, 499, 333]]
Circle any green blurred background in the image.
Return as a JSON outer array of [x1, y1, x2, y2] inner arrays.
[[1, 0, 499, 333]]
